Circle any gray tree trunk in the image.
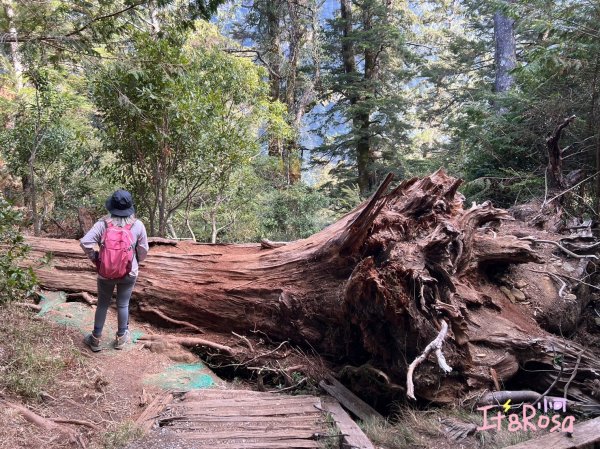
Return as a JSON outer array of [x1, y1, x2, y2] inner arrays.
[[2, 0, 23, 90], [493, 7, 517, 93]]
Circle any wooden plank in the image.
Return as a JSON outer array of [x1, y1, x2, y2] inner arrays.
[[135, 392, 173, 432], [166, 423, 319, 432], [184, 439, 321, 449], [182, 389, 316, 400], [320, 374, 383, 422], [321, 397, 375, 449], [502, 416, 600, 449], [161, 415, 322, 424], [175, 405, 320, 416], [180, 429, 318, 439], [175, 397, 321, 408]]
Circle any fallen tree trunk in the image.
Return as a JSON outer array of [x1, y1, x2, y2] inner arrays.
[[26, 170, 600, 407]]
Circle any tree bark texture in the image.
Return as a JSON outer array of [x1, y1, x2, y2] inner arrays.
[[26, 170, 600, 407], [493, 6, 517, 93]]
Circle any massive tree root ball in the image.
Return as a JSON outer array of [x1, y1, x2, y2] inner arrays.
[[27, 170, 600, 410]]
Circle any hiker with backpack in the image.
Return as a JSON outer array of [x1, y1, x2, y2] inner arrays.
[[80, 189, 149, 352]]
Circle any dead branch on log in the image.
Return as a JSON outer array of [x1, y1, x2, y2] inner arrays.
[[260, 239, 288, 249], [66, 292, 97, 306], [13, 302, 42, 311], [147, 237, 178, 246], [406, 320, 452, 400], [518, 236, 598, 259], [140, 306, 205, 334], [138, 335, 232, 355]]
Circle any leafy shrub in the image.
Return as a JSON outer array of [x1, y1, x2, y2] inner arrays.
[[0, 195, 36, 304], [260, 184, 331, 241]]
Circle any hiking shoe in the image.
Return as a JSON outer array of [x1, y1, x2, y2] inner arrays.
[[114, 330, 130, 350], [84, 334, 102, 352]]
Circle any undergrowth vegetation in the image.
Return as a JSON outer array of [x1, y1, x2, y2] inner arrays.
[[360, 406, 536, 449], [102, 421, 144, 449], [0, 306, 81, 400], [0, 197, 36, 304]]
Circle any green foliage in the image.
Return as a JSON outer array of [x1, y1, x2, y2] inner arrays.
[[259, 183, 330, 241], [0, 306, 75, 399], [102, 421, 144, 449], [315, 0, 414, 196], [0, 197, 36, 304], [0, 68, 102, 213], [91, 23, 289, 236]]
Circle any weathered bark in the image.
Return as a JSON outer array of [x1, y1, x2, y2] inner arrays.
[[547, 115, 576, 190], [26, 170, 600, 408], [493, 4, 517, 93]]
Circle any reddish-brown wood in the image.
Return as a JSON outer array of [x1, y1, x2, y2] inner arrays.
[[25, 170, 600, 407]]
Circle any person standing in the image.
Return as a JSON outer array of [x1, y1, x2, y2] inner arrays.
[[80, 189, 149, 352]]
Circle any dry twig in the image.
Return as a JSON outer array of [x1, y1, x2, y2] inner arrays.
[[232, 331, 254, 352], [519, 236, 598, 260], [141, 306, 205, 334], [406, 320, 452, 400]]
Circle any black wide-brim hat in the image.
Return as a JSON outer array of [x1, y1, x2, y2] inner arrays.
[[105, 189, 135, 217]]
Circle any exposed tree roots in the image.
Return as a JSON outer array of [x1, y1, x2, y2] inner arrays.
[[24, 169, 600, 410]]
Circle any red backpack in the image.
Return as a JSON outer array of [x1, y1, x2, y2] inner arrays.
[[97, 220, 136, 279]]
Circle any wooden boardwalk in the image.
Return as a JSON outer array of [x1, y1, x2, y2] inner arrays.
[[152, 389, 330, 449]]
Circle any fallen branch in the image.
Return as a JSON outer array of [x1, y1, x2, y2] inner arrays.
[[51, 418, 100, 430], [260, 239, 288, 249], [141, 306, 205, 334], [406, 320, 452, 400], [232, 331, 254, 352], [13, 302, 42, 311], [66, 292, 97, 306], [532, 345, 565, 408], [244, 340, 288, 364], [0, 398, 84, 446], [519, 236, 598, 260], [543, 170, 599, 207], [563, 349, 584, 400], [477, 390, 574, 408], [138, 334, 232, 355]]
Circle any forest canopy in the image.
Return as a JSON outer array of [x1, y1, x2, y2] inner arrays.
[[0, 0, 598, 241]]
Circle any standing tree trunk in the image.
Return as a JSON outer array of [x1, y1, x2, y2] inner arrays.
[[2, 0, 23, 91], [266, 1, 283, 161], [340, 0, 372, 197], [26, 171, 600, 407], [493, 4, 517, 93]]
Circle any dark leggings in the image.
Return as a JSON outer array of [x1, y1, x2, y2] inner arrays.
[[93, 275, 137, 337]]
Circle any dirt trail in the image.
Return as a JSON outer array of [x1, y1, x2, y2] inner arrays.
[[0, 293, 222, 449]]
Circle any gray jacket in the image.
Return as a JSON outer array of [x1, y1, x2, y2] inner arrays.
[[80, 218, 149, 277]]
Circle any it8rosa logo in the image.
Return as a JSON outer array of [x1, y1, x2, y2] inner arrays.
[[477, 398, 575, 433]]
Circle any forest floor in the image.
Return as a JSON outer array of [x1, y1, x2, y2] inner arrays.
[[0, 293, 550, 449]]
